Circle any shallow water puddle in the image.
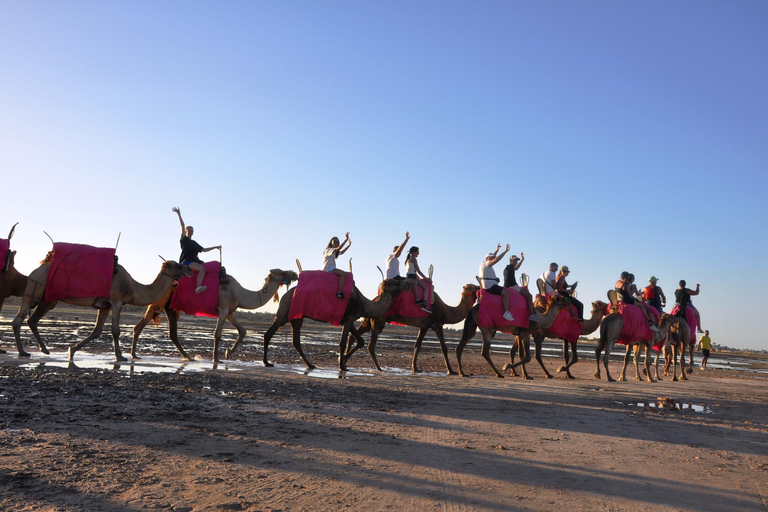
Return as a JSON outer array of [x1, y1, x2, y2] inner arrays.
[[617, 398, 713, 413], [13, 351, 250, 376]]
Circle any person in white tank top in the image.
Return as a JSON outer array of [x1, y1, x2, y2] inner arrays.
[[385, 231, 410, 280], [479, 243, 515, 322], [322, 232, 351, 299]]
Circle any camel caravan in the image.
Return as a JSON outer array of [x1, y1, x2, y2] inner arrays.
[[1, 219, 705, 383]]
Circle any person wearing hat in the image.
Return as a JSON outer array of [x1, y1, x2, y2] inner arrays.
[[556, 265, 584, 321], [480, 243, 514, 321], [503, 252, 541, 322], [643, 276, 666, 313]]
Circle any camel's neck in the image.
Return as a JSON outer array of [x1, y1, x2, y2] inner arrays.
[[538, 305, 562, 330], [124, 267, 176, 306], [580, 310, 606, 335], [236, 279, 283, 310], [7, 268, 28, 297], [361, 290, 395, 318], [441, 292, 477, 324]]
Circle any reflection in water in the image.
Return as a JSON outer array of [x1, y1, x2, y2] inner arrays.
[[616, 399, 713, 414]]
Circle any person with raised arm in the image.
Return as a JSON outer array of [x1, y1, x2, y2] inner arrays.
[[480, 243, 514, 322], [503, 252, 540, 322], [385, 231, 410, 280], [322, 232, 352, 299], [675, 280, 703, 332], [172, 207, 221, 294]]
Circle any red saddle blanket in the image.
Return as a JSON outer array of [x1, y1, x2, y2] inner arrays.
[[611, 302, 660, 345], [477, 288, 530, 329], [548, 304, 582, 343], [384, 278, 433, 319], [670, 305, 698, 343], [170, 261, 221, 318], [288, 271, 354, 326], [0, 238, 9, 271], [44, 243, 115, 302]]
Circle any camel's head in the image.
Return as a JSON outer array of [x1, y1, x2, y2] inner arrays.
[[264, 269, 299, 302], [162, 260, 192, 279], [591, 300, 608, 316], [545, 294, 569, 312], [659, 313, 678, 330], [463, 284, 481, 302]]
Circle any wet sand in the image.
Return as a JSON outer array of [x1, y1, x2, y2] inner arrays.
[[1, 308, 767, 511]]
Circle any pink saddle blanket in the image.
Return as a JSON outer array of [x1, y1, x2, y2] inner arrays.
[[548, 305, 582, 343], [670, 305, 698, 343], [288, 271, 354, 326], [0, 238, 9, 271], [44, 243, 116, 302], [170, 261, 221, 318], [384, 278, 433, 319], [612, 302, 660, 345], [477, 288, 530, 330]]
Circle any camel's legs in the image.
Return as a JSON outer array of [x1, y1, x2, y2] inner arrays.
[[212, 308, 234, 362], [480, 329, 504, 378], [532, 335, 552, 378], [11, 302, 32, 357], [339, 323, 362, 371], [290, 318, 315, 370], [218, 311, 247, 362], [366, 324, 386, 372], [109, 303, 128, 362], [602, 344, 616, 382], [163, 308, 190, 360], [642, 344, 655, 382], [619, 344, 632, 381], [653, 349, 662, 381], [678, 342, 689, 381], [68, 307, 110, 361], [259, 316, 286, 367], [0, 299, 4, 354], [346, 318, 372, 359], [456, 313, 478, 377], [558, 342, 578, 379], [430, 325, 456, 375], [515, 334, 531, 379], [131, 306, 155, 359], [25, 301, 57, 356]]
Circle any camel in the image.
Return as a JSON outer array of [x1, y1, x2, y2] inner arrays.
[[455, 294, 568, 378], [345, 283, 480, 374], [233, 278, 410, 371], [508, 300, 609, 379], [651, 316, 692, 381], [594, 302, 678, 382], [11, 259, 191, 361], [131, 269, 298, 362]]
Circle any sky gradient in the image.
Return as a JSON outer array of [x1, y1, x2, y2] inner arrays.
[[2, 1, 766, 350]]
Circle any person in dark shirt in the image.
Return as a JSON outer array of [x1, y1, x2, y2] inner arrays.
[[502, 253, 540, 322], [173, 207, 221, 294], [675, 280, 703, 332]]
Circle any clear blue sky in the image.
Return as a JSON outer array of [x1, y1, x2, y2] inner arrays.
[[2, 1, 766, 350]]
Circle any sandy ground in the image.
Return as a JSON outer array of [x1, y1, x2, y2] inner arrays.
[[1, 311, 767, 511]]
